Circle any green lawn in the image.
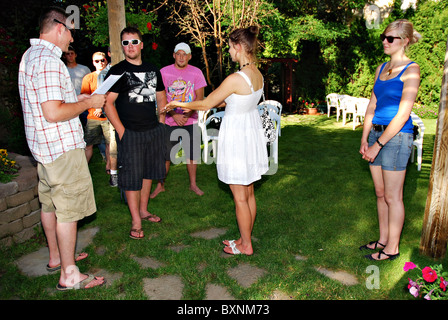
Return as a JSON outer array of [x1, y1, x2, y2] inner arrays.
[[0, 114, 444, 300]]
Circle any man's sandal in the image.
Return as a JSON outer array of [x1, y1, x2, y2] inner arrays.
[[56, 274, 106, 291], [129, 228, 144, 240], [46, 252, 89, 272]]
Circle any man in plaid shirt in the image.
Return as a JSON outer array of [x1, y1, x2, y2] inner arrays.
[[18, 7, 106, 290]]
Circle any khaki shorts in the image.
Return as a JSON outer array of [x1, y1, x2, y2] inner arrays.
[[37, 148, 96, 223], [84, 119, 111, 146]]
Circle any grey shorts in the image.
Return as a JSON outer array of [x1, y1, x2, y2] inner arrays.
[[368, 128, 413, 171]]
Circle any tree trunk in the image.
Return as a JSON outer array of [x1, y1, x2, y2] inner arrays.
[[419, 36, 448, 259], [107, 0, 126, 65]]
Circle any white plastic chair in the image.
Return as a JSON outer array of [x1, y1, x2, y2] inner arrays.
[[259, 99, 283, 115], [326, 93, 339, 118], [336, 94, 350, 121], [258, 100, 282, 136], [410, 112, 425, 171], [258, 108, 281, 164], [268, 110, 281, 164], [341, 96, 357, 126], [353, 98, 369, 130], [201, 110, 225, 164]]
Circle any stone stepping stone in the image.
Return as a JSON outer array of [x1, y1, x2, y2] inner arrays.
[[168, 244, 190, 252], [132, 256, 165, 269], [90, 268, 123, 288], [190, 227, 227, 240], [227, 263, 267, 288], [143, 275, 184, 300], [15, 227, 99, 277], [204, 283, 235, 300], [268, 289, 294, 300], [314, 267, 359, 286]]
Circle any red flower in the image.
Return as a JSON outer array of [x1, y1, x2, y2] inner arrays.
[[422, 267, 437, 283], [147, 22, 152, 31], [142, 9, 147, 13], [152, 43, 158, 50]]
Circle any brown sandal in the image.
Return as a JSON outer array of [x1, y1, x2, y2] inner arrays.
[[129, 228, 144, 240]]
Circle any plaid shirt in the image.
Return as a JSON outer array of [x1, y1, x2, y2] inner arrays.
[[18, 39, 86, 164]]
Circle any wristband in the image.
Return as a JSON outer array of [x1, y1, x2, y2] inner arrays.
[[376, 138, 384, 148]]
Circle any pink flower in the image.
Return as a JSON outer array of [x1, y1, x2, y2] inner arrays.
[[440, 277, 447, 291], [424, 289, 434, 300], [422, 266, 437, 283], [407, 278, 420, 298], [403, 262, 417, 272]]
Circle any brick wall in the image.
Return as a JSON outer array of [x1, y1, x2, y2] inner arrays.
[[0, 154, 40, 247]]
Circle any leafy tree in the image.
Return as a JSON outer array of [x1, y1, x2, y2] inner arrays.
[[408, 0, 448, 108], [81, 1, 160, 47]]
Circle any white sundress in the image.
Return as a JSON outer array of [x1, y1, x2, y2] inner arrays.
[[216, 71, 269, 185]]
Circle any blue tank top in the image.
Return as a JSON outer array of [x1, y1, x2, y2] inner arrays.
[[372, 61, 415, 133]]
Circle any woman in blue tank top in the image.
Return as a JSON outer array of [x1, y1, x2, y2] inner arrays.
[[359, 20, 421, 261]]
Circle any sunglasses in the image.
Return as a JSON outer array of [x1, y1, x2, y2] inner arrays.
[[94, 59, 106, 63], [121, 39, 141, 46], [54, 19, 75, 38], [380, 33, 401, 43]]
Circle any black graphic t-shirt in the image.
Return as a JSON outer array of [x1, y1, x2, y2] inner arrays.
[[107, 60, 165, 131]]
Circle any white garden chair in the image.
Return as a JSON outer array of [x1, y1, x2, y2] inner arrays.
[[410, 112, 425, 171], [326, 93, 340, 118]]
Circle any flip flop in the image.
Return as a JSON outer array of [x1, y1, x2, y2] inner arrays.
[[222, 239, 236, 247], [46, 252, 89, 272], [223, 242, 242, 255], [56, 274, 106, 291], [129, 228, 144, 240], [141, 214, 161, 223]]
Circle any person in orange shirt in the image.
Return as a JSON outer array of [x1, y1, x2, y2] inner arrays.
[[81, 52, 117, 186]]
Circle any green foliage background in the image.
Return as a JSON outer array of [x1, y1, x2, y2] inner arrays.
[[0, 0, 446, 156], [284, 0, 447, 114]]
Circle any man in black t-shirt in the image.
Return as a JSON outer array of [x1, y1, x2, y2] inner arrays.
[[104, 27, 167, 240]]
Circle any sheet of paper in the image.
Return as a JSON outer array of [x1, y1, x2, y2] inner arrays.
[[92, 73, 124, 95]]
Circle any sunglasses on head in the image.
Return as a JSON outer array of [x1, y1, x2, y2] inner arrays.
[[380, 33, 401, 43], [121, 39, 141, 46], [53, 19, 75, 38], [94, 59, 106, 63]]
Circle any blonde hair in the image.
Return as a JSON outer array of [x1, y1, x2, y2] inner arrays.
[[384, 19, 422, 50], [92, 52, 106, 59]]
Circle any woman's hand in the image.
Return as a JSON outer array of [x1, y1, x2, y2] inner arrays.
[[359, 141, 369, 156], [163, 101, 181, 113], [361, 143, 381, 162]]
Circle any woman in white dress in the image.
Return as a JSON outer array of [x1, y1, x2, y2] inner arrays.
[[163, 26, 268, 255]]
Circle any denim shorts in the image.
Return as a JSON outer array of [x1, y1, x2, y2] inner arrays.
[[368, 128, 413, 171]]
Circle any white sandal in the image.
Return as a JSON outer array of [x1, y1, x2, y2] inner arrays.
[[224, 241, 241, 255]]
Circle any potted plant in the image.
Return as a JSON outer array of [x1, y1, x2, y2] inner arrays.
[[299, 97, 318, 115]]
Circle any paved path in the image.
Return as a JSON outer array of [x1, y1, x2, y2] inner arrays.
[[15, 226, 358, 299]]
